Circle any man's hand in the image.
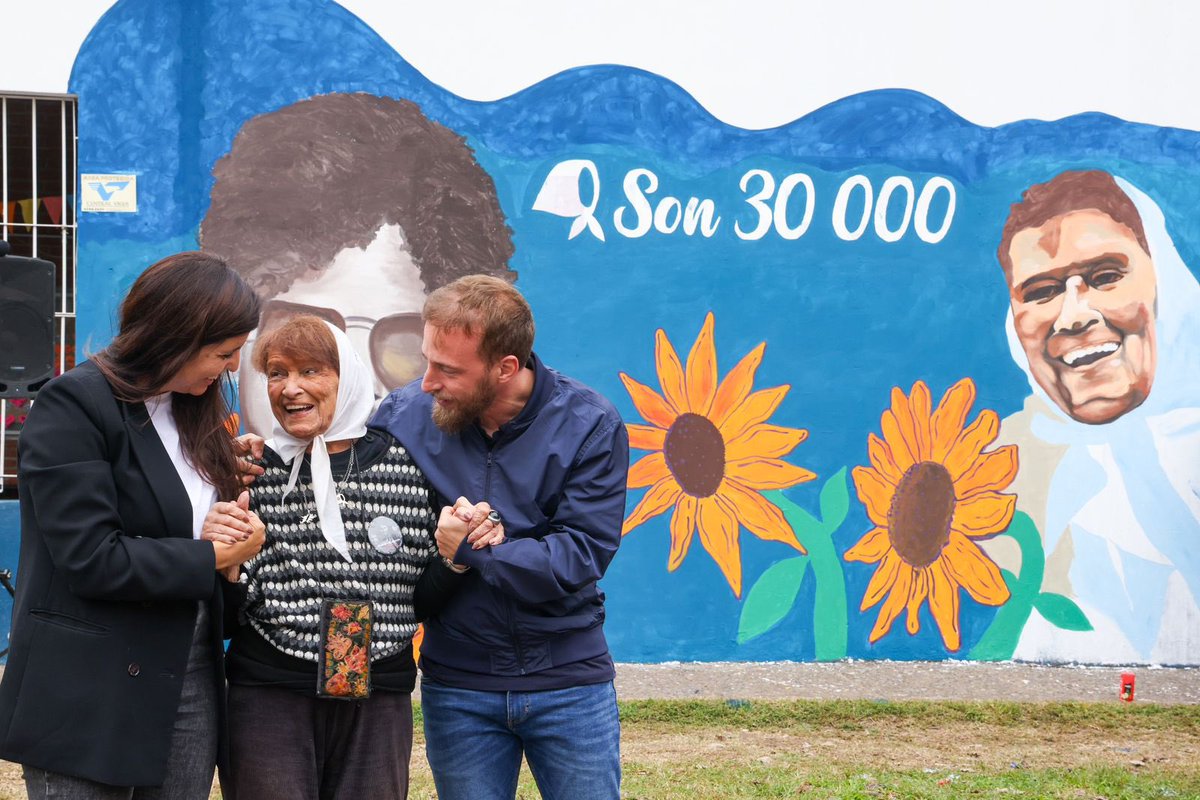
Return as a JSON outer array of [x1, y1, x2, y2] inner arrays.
[[453, 496, 505, 549], [437, 497, 506, 567], [234, 434, 266, 486]]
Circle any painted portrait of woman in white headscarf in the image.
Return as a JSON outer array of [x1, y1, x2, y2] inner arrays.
[[987, 170, 1200, 664], [200, 92, 517, 437]]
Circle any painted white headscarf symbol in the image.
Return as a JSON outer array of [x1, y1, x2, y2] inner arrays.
[[532, 159, 605, 241]]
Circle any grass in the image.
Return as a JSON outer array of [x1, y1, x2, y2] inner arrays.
[[612, 764, 1200, 799], [614, 697, 1200, 729]]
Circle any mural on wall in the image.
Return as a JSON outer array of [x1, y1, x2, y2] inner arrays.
[[61, 0, 1200, 665], [987, 171, 1200, 664]]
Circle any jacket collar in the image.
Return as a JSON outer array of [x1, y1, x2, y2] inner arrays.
[[478, 351, 554, 443], [122, 395, 194, 540]]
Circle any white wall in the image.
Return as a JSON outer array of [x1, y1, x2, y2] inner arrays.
[[3, 0, 1199, 131]]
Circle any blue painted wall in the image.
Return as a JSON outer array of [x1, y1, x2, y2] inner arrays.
[[0, 503, 18, 654], [17, 0, 1194, 665]]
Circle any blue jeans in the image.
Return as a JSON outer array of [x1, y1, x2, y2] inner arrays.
[[421, 678, 620, 800]]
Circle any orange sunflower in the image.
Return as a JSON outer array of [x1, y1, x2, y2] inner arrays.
[[620, 312, 815, 597], [845, 379, 1016, 651]]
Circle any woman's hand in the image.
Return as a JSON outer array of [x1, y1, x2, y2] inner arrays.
[[435, 505, 471, 562], [201, 491, 255, 544], [212, 493, 266, 571]]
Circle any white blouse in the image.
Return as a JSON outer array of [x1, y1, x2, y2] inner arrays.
[[145, 393, 217, 539]]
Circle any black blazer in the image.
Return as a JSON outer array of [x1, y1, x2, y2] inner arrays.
[[0, 361, 227, 787]]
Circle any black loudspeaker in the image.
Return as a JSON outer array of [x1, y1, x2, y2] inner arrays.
[[0, 240, 56, 397]]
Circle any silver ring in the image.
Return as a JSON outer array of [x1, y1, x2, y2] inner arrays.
[[487, 510, 501, 525]]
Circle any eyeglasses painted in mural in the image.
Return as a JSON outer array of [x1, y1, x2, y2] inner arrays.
[[258, 299, 426, 392], [621, 316, 1091, 660]]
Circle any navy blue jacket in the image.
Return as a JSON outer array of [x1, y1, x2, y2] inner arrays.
[[371, 353, 629, 687]]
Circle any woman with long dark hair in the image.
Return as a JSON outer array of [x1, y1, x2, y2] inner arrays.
[[0, 252, 265, 799]]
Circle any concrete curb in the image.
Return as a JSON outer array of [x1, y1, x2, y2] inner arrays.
[[610, 661, 1200, 704]]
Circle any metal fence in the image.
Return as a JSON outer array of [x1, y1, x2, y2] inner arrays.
[[0, 93, 78, 499]]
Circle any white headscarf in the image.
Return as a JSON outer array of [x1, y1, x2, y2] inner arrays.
[[266, 322, 375, 562], [1004, 175, 1200, 657]]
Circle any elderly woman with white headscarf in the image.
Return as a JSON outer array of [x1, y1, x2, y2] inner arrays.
[[210, 315, 503, 800], [991, 170, 1200, 665]]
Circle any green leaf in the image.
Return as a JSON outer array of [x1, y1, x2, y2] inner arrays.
[[817, 468, 850, 536], [737, 557, 809, 644], [1033, 592, 1094, 632]]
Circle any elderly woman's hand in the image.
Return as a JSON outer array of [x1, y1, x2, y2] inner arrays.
[[435, 505, 471, 562], [213, 500, 266, 573], [201, 491, 256, 544], [455, 497, 506, 549], [234, 434, 266, 486]]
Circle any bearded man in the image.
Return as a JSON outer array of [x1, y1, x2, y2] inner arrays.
[[371, 274, 629, 800]]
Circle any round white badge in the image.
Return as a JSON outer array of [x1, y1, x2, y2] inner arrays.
[[367, 516, 404, 555]]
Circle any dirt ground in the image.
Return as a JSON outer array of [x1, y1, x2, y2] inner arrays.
[[623, 718, 1200, 772], [0, 661, 1196, 798]]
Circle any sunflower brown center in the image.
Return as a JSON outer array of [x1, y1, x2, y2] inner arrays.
[[887, 461, 956, 568], [664, 412, 725, 497]]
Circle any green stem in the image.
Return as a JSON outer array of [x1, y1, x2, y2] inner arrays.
[[766, 490, 848, 661], [967, 511, 1043, 661]]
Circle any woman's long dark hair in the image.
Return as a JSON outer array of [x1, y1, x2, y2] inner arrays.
[[92, 252, 261, 499]]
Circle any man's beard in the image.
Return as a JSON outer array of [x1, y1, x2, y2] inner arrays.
[[431, 377, 498, 434]]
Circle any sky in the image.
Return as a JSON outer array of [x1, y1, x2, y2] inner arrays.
[[3, 0, 1199, 131]]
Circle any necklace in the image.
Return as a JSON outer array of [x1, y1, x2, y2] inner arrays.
[[299, 444, 357, 525], [335, 445, 357, 508]]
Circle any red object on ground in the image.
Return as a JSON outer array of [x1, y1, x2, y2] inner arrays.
[[1120, 672, 1136, 702]]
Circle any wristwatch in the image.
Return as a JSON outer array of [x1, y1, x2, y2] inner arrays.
[[441, 556, 469, 574]]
